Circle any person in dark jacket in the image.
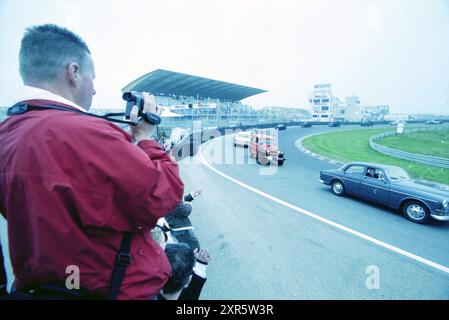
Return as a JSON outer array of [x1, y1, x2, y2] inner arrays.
[[179, 247, 210, 300], [166, 189, 202, 250], [157, 243, 211, 300]]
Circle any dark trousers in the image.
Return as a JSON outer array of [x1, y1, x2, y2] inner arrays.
[[171, 229, 200, 251]]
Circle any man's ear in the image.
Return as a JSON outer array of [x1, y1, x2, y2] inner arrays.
[[66, 62, 80, 86]]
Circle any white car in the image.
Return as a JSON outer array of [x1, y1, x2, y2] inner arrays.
[[425, 120, 441, 125], [233, 131, 251, 148], [390, 120, 406, 126], [170, 127, 191, 143]]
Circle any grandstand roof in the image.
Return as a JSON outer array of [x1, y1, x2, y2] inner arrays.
[[122, 69, 267, 102]]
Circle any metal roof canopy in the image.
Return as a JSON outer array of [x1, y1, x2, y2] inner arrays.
[[122, 69, 267, 102]]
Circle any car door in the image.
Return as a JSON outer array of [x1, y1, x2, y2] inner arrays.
[[360, 167, 390, 204], [249, 136, 257, 156], [341, 165, 365, 196]]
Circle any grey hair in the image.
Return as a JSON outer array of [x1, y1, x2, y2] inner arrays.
[[19, 24, 92, 84]]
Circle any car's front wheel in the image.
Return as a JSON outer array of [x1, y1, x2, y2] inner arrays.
[[331, 180, 345, 196], [256, 153, 269, 165], [402, 201, 430, 224]]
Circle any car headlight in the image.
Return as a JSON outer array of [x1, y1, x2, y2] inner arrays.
[[443, 200, 449, 209]]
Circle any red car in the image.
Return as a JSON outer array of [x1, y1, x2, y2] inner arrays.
[[249, 131, 285, 166]]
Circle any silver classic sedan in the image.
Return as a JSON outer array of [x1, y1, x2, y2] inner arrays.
[[320, 162, 449, 224]]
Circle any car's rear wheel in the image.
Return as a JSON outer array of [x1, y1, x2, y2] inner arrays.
[[402, 201, 430, 224], [331, 180, 345, 196]]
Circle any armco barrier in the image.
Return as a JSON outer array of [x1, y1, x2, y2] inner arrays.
[[369, 126, 449, 169]]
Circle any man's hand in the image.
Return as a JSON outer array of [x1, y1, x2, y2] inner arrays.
[[194, 248, 211, 264], [191, 189, 203, 198], [130, 92, 161, 143]]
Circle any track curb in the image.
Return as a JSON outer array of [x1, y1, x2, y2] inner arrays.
[[294, 133, 345, 166]]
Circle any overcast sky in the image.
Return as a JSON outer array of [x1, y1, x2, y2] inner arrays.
[[1, 0, 448, 114]]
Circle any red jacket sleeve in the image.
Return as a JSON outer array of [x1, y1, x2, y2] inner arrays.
[[49, 115, 184, 232]]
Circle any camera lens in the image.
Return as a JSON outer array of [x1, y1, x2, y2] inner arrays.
[[122, 92, 133, 101]]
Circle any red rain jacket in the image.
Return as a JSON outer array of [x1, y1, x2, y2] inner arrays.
[[0, 99, 184, 299]]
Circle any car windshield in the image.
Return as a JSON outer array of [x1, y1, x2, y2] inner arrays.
[[386, 167, 411, 181], [238, 132, 250, 138]]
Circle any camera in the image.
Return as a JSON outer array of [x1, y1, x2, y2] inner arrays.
[[122, 91, 161, 125]]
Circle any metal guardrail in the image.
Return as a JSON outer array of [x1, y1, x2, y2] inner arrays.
[[369, 126, 449, 169]]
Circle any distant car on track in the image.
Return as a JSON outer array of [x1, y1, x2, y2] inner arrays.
[[320, 162, 449, 224], [300, 122, 312, 128], [390, 120, 406, 126], [328, 121, 342, 127], [424, 120, 442, 125], [360, 120, 374, 127], [275, 124, 287, 130]]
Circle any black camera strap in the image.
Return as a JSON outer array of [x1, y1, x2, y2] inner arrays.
[[7, 102, 138, 126], [7, 101, 162, 126], [108, 232, 133, 300]]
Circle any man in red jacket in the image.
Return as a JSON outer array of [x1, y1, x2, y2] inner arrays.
[[0, 24, 184, 299]]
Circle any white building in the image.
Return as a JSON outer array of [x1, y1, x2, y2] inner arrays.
[[338, 96, 362, 122], [310, 84, 343, 122], [309, 84, 390, 122]]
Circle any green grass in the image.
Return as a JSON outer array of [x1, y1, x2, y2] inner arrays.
[[302, 127, 449, 185], [377, 128, 449, 158]]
